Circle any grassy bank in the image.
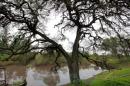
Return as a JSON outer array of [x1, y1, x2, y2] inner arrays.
[[88, 57, 130, 86], [66, 68, 130, 86], [90, 68, 130, 86]]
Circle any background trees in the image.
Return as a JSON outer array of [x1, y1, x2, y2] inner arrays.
[[101, 37, 120, 56], [101, 37, 130, 58]]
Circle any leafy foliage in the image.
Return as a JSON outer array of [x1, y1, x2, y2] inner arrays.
[[101, 37, 130, 57]]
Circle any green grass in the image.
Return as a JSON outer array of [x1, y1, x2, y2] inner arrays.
[[67, 80, 87, 86], [90, 68, 130, 86], [0, 53, 9, 61], [12, 79, 26, 86], [34, 53, 67, 66]]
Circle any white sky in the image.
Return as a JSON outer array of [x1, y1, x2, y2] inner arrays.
[[45, 11, 76, 52]]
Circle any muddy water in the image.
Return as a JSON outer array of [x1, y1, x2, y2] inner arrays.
[[2, 65, 103, 86]]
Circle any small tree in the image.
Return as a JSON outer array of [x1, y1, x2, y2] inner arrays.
[[101, 37, 119, 55]]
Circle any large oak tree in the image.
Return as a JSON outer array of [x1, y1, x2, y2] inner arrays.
[[0, 0, 130, 85]]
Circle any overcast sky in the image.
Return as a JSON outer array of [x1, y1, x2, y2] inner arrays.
[[45, 11, 76, 52]]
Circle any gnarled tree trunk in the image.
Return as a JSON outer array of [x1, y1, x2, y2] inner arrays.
[[66, 27, 81, 85], [67, 58, 80, 84]]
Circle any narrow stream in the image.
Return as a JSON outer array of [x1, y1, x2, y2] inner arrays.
[[0, 65, 103, 86]]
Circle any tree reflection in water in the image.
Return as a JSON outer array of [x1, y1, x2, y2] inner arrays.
[[0, 65, 103, 86], [43, 72, 60, 86]]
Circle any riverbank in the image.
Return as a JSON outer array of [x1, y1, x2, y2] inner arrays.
[[64, 57, 130, 86], [0, 54, 130, 86], [64, 69, 130, 86], [89, 58, 130, 86], [0, 53, 91, 68], [90, 68, 130, 86]]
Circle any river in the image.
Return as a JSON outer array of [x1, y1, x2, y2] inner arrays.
[[0, 64, 103, 86]]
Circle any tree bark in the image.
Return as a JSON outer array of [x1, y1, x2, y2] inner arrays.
[[67, 58, 80, 85], [66, 27, 81, 85]]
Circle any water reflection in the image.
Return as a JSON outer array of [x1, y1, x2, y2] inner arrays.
[[0, 70, 5, 80], [26, 68, 47, 86], [4, 65, 103, 86]]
